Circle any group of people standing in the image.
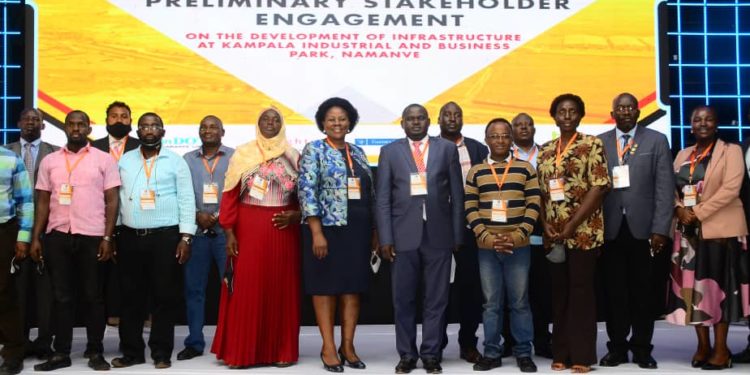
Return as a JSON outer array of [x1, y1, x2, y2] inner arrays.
[[0, 92, 748, 375]]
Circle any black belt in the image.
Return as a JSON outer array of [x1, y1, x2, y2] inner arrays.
[[0, 217, 18, 228], [120, 225, 178, 237]]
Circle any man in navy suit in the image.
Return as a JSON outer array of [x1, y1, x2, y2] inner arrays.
[[377, 104, 465, 374], [437, 102, 487, 364]]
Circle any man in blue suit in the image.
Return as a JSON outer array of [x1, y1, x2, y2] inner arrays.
[[377, 104, 465, 374]]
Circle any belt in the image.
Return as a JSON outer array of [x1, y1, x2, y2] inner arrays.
[[121, 225, 178, 237], [0, 217, 18, 228]]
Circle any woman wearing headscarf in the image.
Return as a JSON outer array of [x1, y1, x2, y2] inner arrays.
[[211, 107, 301, 369]]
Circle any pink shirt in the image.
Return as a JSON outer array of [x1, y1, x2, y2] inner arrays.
[[36, 144, 121, 236]]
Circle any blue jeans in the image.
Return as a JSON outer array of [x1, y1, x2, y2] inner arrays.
[[183, 234, 226, 352], [478, 246, 533, 358]]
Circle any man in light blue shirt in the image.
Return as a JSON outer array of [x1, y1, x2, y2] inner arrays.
[[112, 113, 196, 370]]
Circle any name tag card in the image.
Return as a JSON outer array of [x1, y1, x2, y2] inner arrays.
[[347, 177, 361, 200], [410, 172, 427, 196], [59, 184, 73, 205], [249, 175, 269, 200], [549, 178, 565, 202], [612, 165, 631, 189], [203, 183, 219, 204], [683, 185, 698, 207], [491, 199, 508, 223], [140, 189, 156, 210]]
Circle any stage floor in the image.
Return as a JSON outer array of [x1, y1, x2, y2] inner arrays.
[[18, 322, 750, 374]]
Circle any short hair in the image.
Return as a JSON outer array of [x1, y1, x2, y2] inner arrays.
[[438, 101, 461, 119], [511, 112, 534, 127], [484, 117, 511, 135], [19, 108, 42, 120], [402, 103, 427, 119], [138, 112, 163, 126], [65, 110, 90, 125], [612, 92, 638, 109], [315, 97, 360, 132], [200, 115, 223, 127], [106, 101, 131, 117], [549, 93, 585, 118], [690, 105, 717, 120]]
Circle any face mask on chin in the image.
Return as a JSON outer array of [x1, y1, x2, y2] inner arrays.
[[106, 123, 132, 139], [140, 140, 162, 151]]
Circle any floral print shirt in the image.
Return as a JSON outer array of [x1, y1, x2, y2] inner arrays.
[[536, 132, 611, 250]]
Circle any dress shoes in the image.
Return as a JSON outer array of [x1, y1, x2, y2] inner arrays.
[[633, 354, 658, 369], [154, 358, 172, 369], [111, 355, 145, 368], [517, 357, 538, 373], [395, 358, 417, 374], [34, 354, 72, 371], [460, 346, 482, 363], [733, 346, 750, 363], [422, 357, 442, 374], [598, 351, 629, 367], [88, 354, 111, 371], [472, 356, 502, 371], [320, 353, 343, 373], [0, 360, 23, 375], [177, 347, 203, 361], [338, 347, 366, 369]]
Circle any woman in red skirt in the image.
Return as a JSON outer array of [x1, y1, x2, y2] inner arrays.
[[211, 107, 301, 368]]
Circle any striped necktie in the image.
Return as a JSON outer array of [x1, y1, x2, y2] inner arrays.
[[412, 141, 426, 173], [23, 143, 34, 185]]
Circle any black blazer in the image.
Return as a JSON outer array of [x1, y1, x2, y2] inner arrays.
[[91, 136, 140, 154], [463, 136, 489, 168]]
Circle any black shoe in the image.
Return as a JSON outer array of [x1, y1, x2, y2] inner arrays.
[[88, 354, 111, 371], [633, 354, 658, 369], [701, 358, 733, 370], [338, 347, 366, 369], [733, 347, 750, 364], [320, 353, 343, 373], [460, 346, 482, 364], [422, 357, 442, 374], [473, 356, 502, 371], [534, 343, 553, 359], [395, 358, 417, 374], [692, 358, 708, 368], [111, 356, 146, 368], [177, 347, 203, 361], [517, 357, 537, 373], [599, 351, 629, 367], [34, 354, 72, 371], [154, 358, 172, 369], [0, 360, 23, 375]]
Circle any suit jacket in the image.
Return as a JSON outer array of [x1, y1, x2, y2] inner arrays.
[[599, 126, 675, 240], [674, 139, 748, 239], [462, 136, 489, 169], [376, 136, 464, 251], [91, 136, 140, 154], [3, 140, 59, 183]]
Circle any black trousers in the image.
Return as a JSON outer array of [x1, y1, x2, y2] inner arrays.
[[13, 253, 54, 352], [117, 226, 181, 360], [0, 219, 25, 362], [442, 227, 483, 350], [601, 219, 655, 357], [45, 231, 106, 355]]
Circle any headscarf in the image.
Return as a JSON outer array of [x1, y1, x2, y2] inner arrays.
[[223, 107, 291, 191]]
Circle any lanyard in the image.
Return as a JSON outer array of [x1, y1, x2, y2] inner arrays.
[[142, 154, 157, 187], [616, 136, 634, 165], [514, 145, 537, 163], [201, 154, 221, 182], [326, 138, 354, 172], [63, 147, 88, 183], [689, 141, 715, 183], [109, 142, 125, 161], [555, 132, 578, 177], [489, 157, 513, 192]]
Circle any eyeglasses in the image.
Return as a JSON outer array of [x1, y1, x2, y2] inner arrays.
[[138, 124, 163, 131], [486, 134, 512, 141]]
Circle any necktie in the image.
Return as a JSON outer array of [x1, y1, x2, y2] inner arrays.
[[621, 134, 631, 164], [23, 143, 34, 185], [412, 141, 426, 173]]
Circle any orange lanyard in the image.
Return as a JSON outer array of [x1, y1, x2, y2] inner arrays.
[[616, 136, 634, 165], [689, 141, 715, 183], [109, 143, 125, 161], [326, 138, 354, 172], [142, 154, 157, 187], [63, 147, 88, 182], [489, 157, 513, 192], [514, 145, 537, 163], [555, 132, 578, 177], [201, 154, 221, 182]]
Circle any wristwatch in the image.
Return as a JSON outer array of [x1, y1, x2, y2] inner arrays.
[[181, 236, 193, 245], [102, 236, 113, 242]]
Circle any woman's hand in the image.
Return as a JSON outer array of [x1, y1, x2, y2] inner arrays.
[[559, 221, 577, 240], [225, 229, 238, 257], [312, 231, 328, 259], [544, 221, 560, 243], [272, 210, 300, 230], [676, 207, 698, 226]]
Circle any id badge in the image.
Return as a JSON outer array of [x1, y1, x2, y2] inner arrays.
[[347, 177, 361, 200], [140, 189, 156, 210], [683, 184, 698, 207], [58, 183, 73, 205], [491, 199, 508, 223], [203, 183, 219, 204], [549, 178, 565, 202], [410, 172, 427, 196], [612, 165, 631, 189], [249, 175, 268, 200]]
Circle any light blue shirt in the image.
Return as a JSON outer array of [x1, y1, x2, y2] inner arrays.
[[20, 138, 41, 170], [118, 147, 197, 234], [615, 126, 637, 149], [0, 147, 33, 242]]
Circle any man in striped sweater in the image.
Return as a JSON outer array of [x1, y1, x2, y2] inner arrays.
[[464, 118, 541, 373]]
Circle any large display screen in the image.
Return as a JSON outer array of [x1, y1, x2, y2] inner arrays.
[[32, 0, 668, 161]]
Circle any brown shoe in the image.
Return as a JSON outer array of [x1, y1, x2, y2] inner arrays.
[[459, 346, 481, 363]]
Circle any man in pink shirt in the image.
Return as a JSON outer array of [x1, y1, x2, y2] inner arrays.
[[29, 110, 121, 372]]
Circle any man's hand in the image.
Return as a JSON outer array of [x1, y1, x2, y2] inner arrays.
[[272, 210, 300, 230], [492, 234, 514, 254], [380, 244, 396, 262], [97, 240, 113, 262], [225, 231, 238, 257], [650, 233, 669, 255], [676, 207, 698, 226], [176, 240, 191, 264], [15, 241, 29, 260], [196, 211, 217, 230], [29, 239, 43, 262]]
